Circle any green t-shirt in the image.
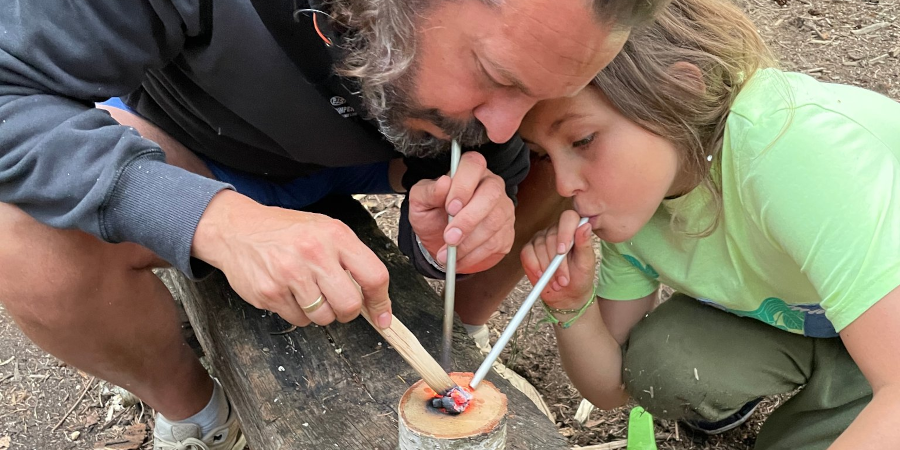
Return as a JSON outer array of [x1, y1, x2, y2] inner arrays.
[[596, 68, 900, 337]]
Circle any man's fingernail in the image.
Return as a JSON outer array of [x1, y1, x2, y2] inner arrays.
[[377, 312, 392, 329], [445, 228, 462, 245], [437, 248, 448, 263], [558, 243, 567, 254], [448, 199, 463, 216], [584, 227, 592, 238]]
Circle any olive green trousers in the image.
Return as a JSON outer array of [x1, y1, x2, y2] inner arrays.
[[622, 294, 871, 450]]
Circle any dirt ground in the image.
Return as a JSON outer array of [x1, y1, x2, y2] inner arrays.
[[0, 1, 897, 449]]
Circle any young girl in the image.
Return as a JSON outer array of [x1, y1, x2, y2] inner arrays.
[[518, 0, 900, 447]]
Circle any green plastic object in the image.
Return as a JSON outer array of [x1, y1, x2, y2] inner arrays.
[[627, 407, 657, 450]]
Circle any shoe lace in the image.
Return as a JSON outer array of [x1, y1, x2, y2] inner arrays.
[[157, 436, 211, 450]]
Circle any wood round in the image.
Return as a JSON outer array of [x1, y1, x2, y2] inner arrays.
[[398, 372, 507, 449]]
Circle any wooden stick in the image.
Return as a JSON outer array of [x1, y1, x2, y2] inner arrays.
[[359, 308, 456, 394], [349, 271, 456, 394], [51, 376, 95, 431]]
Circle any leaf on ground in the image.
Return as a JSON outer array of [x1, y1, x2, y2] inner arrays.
[[81, 410, 100, 428], [0, 435, 10, 450]]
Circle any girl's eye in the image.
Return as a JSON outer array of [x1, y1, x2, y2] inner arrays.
[[573, 133, 596, 148]]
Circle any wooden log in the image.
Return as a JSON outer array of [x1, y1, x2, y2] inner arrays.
[[399, 372, 506, 450], [158, 195, 568, 450]]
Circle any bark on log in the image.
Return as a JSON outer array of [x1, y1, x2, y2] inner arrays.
[[158, 195, 567, 450]]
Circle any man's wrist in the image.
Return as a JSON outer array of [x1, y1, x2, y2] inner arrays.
[[192, 190, 248, 266], [414, 233, 446, 273]]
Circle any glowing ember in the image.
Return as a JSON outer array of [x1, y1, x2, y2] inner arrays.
[[430, 386, 474, 415]]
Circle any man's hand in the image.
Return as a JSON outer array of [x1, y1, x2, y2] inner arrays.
[[191, 190, 393, 329], [408, 152, 515, 274]]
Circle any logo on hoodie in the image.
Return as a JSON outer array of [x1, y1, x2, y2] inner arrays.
[[330, 96, 357, 118]]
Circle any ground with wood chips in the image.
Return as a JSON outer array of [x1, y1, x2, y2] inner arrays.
[[0, 0, 896, 448]]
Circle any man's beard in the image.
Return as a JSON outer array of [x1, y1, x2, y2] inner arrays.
[[363, 73, 491, 158]]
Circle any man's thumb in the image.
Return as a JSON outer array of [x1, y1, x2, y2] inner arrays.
[[365, 290, 393, 329], [346, 270, 393, 329], [421, 175, 452, 209]]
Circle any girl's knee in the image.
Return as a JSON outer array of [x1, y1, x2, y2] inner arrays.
[[622, 345, 702, 420], [622, 295, 739, 420]]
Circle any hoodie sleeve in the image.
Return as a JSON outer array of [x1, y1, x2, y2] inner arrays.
[[0, 0, 231, 278], [398, 136, 531, 278]]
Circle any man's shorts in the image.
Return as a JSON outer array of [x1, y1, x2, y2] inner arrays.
[[98, 98, 395, 210]]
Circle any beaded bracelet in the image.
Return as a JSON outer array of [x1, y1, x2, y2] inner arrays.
[[541, 287, 597, 329]]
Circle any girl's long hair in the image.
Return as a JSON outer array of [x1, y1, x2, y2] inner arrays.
[[595, 0, 777, 236]]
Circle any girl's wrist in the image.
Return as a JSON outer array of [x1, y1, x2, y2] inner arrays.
[[541, 286, 597, 329], [544, 286, 596, 311]]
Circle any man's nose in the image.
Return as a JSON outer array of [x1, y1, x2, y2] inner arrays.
[[473, 92, 537, 143]]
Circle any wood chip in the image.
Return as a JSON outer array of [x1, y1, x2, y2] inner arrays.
[[851, 22, 889, 35], [572, 439, 628, 449], [0, 435, 9, 450]]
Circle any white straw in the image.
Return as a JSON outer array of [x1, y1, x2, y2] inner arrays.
[[470, 217, 589, 389], [441, 140, 462, 370]]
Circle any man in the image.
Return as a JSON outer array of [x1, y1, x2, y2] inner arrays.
[[0, 0, 663, 448]]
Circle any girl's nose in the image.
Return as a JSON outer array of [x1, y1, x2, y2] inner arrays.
[[554, 163, 582, 198]]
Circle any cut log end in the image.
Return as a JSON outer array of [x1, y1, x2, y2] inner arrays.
[[399, 372, 507, 449]]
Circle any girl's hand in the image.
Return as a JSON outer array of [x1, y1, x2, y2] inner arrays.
[[521, 210, 596, 310]]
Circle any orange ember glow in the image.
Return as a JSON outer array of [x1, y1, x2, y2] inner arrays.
[[429, 385, 475, 415]]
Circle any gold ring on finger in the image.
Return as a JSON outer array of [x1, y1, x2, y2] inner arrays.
[[302, 294, 325, 313]]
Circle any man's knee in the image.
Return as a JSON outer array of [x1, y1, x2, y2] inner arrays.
[[96, 105, 214, 178], [0, 203, 163, 326]]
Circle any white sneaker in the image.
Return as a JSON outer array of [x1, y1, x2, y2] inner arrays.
[[153, 407, 247, 450]]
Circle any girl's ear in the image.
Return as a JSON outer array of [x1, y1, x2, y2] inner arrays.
[[668, 61, 706, 94]]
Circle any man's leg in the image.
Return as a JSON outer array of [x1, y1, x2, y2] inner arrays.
[[0, 106, 216, 421], [623, 295, 870, 449], [453, 156, 571, 326]]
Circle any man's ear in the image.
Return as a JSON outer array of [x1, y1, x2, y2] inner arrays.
[[668, 61, 706, 94]]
